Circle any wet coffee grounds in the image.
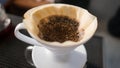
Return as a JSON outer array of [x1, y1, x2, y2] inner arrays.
[[37, 15, 80, 43]]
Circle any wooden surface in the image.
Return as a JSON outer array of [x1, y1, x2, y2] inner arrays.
[[4, 0, 54, 16], [14, 0, 54, 9]]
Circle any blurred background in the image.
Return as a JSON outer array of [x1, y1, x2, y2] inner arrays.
[[0, 0, 120, 68]]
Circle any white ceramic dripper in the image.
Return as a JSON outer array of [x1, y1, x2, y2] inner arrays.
[[14, 4, 97, 68]]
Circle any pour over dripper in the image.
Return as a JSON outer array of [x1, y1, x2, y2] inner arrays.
[[15, 3, 97, 54], [14, 3, 97, 68]]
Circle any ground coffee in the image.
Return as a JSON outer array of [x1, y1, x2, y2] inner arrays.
[[37, 15, 82, 43]]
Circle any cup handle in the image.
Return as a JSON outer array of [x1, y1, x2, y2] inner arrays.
[[25, 46, 35, 67], [14, 23, 41, 46]]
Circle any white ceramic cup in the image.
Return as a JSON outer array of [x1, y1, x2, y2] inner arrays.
[[15, 22, 88, 68]]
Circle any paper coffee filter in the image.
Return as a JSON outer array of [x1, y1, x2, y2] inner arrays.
[[23, 4, 97, 47]]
